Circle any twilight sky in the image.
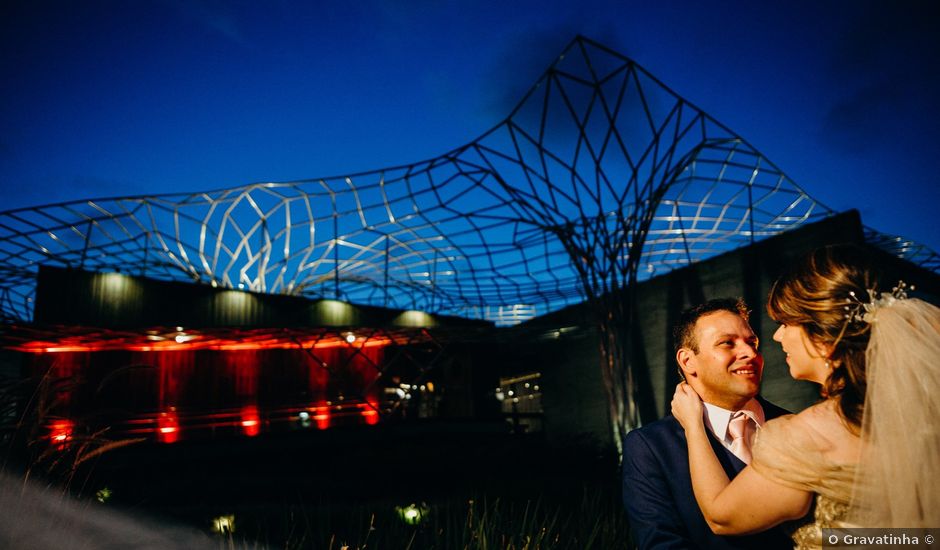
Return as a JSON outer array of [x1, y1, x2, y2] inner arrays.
[[2, 0, 938, 253]]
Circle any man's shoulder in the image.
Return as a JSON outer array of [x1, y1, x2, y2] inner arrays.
[[622, 416, 686, 481], [623, 415, 683, 451]]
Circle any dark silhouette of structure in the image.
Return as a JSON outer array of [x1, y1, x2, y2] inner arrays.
[[1, 37, 936, 451]]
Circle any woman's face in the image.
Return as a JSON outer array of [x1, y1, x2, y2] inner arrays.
[[772, 323, 831, 384]]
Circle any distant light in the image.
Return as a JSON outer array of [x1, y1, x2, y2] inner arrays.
[[211, 515, 235, 535], [507, 390, 514, 397], [313, 410, 330, 430], [100, 272, 127, 291], [48, 419, 74, 445], [241, 406, 261, 437], [393, 310, 435, 327], [345, 333, 357, 344], [157, 411, 179, 443], [175, 326, 184, 332], [361, 402, 379, 425], [426, 382, 434, 392], [175, 335, 186, 344], [318, 300, 356, 325], [395, 503, 429, 525], [95, 487, 112, 503]]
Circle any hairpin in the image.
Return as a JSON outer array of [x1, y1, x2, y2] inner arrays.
[[844, 281, 913, 324]]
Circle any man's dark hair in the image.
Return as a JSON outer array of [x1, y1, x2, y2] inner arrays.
[[672, 298, 750, 353]]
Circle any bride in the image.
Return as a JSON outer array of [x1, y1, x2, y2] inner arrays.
[[671, 244, 940, 548]]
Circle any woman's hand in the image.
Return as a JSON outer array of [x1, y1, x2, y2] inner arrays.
[[671, 382, 705, 432]]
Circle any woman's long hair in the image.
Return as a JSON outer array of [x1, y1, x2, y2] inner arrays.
[[766, 244, 875, 431]]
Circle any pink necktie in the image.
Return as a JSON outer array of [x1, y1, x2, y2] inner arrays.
[[728, 411, 753, 464]]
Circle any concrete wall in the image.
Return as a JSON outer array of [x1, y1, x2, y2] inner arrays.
[[33, 266, 488, 330]]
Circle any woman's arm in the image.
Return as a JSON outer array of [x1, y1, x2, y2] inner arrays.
[[671, 383, 813, 534]]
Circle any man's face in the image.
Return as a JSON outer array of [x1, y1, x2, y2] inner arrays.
[[678, 310, 763, 410]]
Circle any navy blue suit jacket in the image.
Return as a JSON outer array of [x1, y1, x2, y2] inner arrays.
[[622, 397, 794, 549]]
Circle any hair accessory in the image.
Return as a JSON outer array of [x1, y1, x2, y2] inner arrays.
[[844, 281, 914, 324]]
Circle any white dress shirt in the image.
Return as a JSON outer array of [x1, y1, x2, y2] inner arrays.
[[701, 398, 765, 455]]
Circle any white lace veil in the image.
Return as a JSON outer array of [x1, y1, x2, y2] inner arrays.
[[848, 297, 940, 527]]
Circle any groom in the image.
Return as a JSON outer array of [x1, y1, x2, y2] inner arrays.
[[622, 298, 793, 549]]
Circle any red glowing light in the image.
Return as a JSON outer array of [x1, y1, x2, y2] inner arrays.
[[157, 411, 179, 443], [18, 334, 393, 353], [310, 405, 331, 430], [240, 405, 261, 437], [21, 329, 393, 444], [48, 419, 74, 445], [361, 401, 380, 425]]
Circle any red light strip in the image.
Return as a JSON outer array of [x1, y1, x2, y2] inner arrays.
[[15, 337, 392, 353]]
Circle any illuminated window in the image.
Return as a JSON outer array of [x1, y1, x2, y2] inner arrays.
[[496, 372, 542, 433]]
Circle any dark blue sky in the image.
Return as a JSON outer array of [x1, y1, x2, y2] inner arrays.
[[2, 1, 938, 252]]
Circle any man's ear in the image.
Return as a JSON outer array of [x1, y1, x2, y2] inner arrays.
[[676, 347, 697, 379]]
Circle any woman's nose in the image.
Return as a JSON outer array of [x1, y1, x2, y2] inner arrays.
[[773, 324, 784, 342]]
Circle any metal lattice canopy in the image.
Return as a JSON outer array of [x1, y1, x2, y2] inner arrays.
[[1, 37, 937, 325]]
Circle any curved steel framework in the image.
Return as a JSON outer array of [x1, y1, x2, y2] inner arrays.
[[2, 37, 936, 323], [2, 37, 936, 446]]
